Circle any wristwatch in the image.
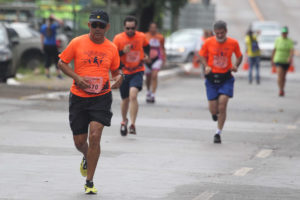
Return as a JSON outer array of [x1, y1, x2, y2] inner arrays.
[[120, 72, 125, 80]]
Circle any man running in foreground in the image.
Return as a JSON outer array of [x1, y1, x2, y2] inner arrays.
[[58, 9, 123, 194], [113, 16, 150, 136], [199, 20, 243, 143]]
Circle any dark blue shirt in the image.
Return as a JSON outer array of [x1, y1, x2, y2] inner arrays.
[[40, 23, 58, 45]]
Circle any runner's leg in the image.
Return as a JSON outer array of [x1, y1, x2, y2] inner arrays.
[[129, 87, 139, 125], [121, 98, 129, 122], [151, 70, 159, 94], [86, 121, 104, 181], [146, 73, 151, 91], [277, 67, 285, 93], [73, 133, 88, 158], [208, 99, 218, 116], [217, 94, 229, 131]]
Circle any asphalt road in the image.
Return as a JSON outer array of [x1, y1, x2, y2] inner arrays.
[[1, 60, 300, 200]]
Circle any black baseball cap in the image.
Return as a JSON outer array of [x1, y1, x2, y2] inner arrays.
[[89, 9, 109, 24]]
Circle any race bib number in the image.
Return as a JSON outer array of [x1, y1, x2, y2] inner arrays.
[[126, 51, 140, 63], [213, 55, 228, 68], [149, 49, 159, 59], [83, 76, 103, 94]]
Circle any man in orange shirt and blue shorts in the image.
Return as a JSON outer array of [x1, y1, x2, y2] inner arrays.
[[113, 16, 150, 136], [58, 9, 123, 194], [199, 20, 243, 143]]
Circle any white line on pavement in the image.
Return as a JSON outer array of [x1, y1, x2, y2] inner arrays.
[[192, 191, 218, 200], [287, 125, 297, 130], [256, 149, 273, 158], [234, 167, 253, 176]]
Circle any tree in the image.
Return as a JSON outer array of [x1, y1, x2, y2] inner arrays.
[[105, 0, 188, 32]]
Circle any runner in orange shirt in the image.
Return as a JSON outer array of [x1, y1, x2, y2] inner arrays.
[[199, 20, 243, 143], [58, 9, 123, 194], [145, 22, 166, 103], [113, 16, 150, 136]]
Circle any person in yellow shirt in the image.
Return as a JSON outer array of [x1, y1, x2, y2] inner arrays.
[[245, 29, 261, 84]]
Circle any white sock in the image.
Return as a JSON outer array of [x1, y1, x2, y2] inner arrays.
[[216, 129, 222, 135]]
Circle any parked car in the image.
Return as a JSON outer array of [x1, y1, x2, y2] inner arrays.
[[7, 22, 43, 69], [0, 22, 44, 82], [0, 22, 14, 82], [251, 21, 281, 34], [165, 29, 204, 63], [257, 30, 281, 59]]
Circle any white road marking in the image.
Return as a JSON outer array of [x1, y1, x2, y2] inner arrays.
[[287, 125, 297, 130], [273, 133, 288, 140], [256, 149, 273, 158], [234, 167, 253, 176], [192, 191, 218, 200]]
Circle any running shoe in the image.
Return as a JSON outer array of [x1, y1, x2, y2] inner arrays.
[[146, 93, 152, 103], [279, 90, 284, 97], [129, 124, 136, 135], [147, 96, 155, 103], [120, 119, 128, 136], [214, 134, 221, 143], [212, 114, 218, 122], [84, 182, 98, 194], [80, 157, 87, 177], [57, 74, 63, 79]]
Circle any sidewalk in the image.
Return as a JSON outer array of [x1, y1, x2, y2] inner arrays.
[[7, 61, 300, 92]]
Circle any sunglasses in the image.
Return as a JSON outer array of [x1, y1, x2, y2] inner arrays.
[[91, 22, 106, 29], [125, 26, 136, 30]]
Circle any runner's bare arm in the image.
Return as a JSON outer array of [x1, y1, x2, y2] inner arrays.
[[110, 69, 123, 89], [271, 48, 276, 65], [199, 55, 211, 74], [232, 55, 243, 72], [288, 48, 294, 64], [58, 59, 89, 89]]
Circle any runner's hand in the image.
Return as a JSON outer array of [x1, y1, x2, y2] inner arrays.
[[205, 66, 212, 74], [143, 54, 151, 64], [123, 44, 132, 54], [231, 65, 238, 72], [75, 76, 89, 89], [111, 74, 123, 89]]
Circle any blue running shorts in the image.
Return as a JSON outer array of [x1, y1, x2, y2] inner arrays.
[[205, 77, 235, 100]]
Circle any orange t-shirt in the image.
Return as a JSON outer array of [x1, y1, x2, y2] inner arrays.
[[113, 31, 149, 75], [199, 36, 242, 73], [59, 34, 120, 97], [145, 32, 165, 60]]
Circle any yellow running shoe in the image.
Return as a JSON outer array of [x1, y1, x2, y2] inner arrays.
[[80, 157, 87, 177], [84, 183, 98, 194]]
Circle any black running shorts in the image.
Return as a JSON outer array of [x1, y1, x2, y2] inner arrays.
[[275, 62, 290, 71], [69, 92, 113, 135]]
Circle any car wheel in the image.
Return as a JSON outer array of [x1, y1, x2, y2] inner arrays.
[[0, 77, 7, 83], [25, 57, 41, 69], [22, 53, 43, 70]]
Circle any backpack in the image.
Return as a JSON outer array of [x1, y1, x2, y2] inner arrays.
[[251, 39, 259, 52]]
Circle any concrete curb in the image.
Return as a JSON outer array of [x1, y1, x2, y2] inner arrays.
[[6, 66, 183, 92]]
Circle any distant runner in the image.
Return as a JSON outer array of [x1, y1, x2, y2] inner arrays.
[[199, 20, 243, 143], [58, 9, 123, 194], [145, 22, 166, 103], [271, 26, 294, 97], [113, 16, 150, 136]]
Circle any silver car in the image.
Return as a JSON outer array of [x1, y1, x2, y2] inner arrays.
[[0, 22, 15, 82], [165, 29, 204, 63], [7, 22, 43, 69], [257, 30, 280, 59]]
